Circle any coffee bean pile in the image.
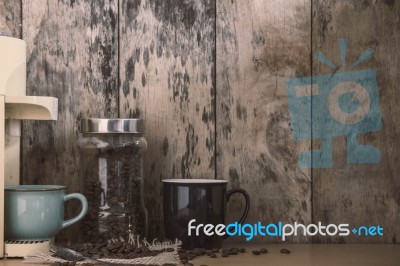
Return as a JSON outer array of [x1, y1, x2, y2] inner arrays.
[[52, 245, 291, 266], [80, 136, 147, 244], [53, 246, 292, 266], [52, 260, 178, 266], [67, 241, 165, 260]]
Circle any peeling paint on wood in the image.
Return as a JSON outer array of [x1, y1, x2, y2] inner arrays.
[[119, 0, 216, 239], [21, 0, 118, 242], [216, 0, 312, 243]]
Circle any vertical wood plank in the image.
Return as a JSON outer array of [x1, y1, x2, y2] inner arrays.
[[0, 0, 21, 38], [312, 0, 400, 243], [216, 0, 312, 242], [119, 0, 216, 239], [22, 0, 118, 242]]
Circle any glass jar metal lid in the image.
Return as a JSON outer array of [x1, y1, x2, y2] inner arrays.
[[81, 118, 144, 134]]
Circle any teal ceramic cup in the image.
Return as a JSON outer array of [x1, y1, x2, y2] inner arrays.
[[4, 185, 88, 241]]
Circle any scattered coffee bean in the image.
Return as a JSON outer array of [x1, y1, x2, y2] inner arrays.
[[221, 248, 230, 254], [280, 248, 291, 254], [252, 250, 261, 255], [230, 247, 239, 255], [175, 245, 288, 263], [260, 248, 268, 253]]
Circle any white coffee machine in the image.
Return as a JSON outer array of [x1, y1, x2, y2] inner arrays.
[[0, 33, 58, 257]]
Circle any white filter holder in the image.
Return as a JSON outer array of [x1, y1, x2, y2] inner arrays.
[[5, 95, 58, 120]]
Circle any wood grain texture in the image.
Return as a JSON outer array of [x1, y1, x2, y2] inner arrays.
[[312, 0, 400, 243], [216, 0, 312, 243], [21, 0, 118, 242], [0, 0, 21, 38], [2, 0, 398, 245], [118, 0, 216, 239]]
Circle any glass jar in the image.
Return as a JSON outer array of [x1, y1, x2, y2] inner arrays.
[[78, 118, 148, 243]]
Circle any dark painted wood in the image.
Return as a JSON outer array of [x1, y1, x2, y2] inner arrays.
[[216, 0, 312, 243], [21, 0, 118, 242], [312, 0, 400, 243], [119, 0, 216, 239]]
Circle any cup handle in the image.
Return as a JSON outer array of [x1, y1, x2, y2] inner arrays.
[[62, 193, 88, 229], [224, 188, 250, 238]]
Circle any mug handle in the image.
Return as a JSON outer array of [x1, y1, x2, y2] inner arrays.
[[62, 193, 88, 229], [224, 188, 250, 238]]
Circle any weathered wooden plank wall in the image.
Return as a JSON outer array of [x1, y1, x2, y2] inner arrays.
[[118, 0, 216, 239], [21, 0, 118, 242], [1, 0, 399, 244], [0, 0, 21, 38], [312, 0, 400, 243], [216, 0, 312, 243]]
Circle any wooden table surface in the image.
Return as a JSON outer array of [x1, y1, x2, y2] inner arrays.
[[0, 244, 399, 266]]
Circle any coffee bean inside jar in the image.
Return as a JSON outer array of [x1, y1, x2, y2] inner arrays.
[[79, 118, 148, 244]]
